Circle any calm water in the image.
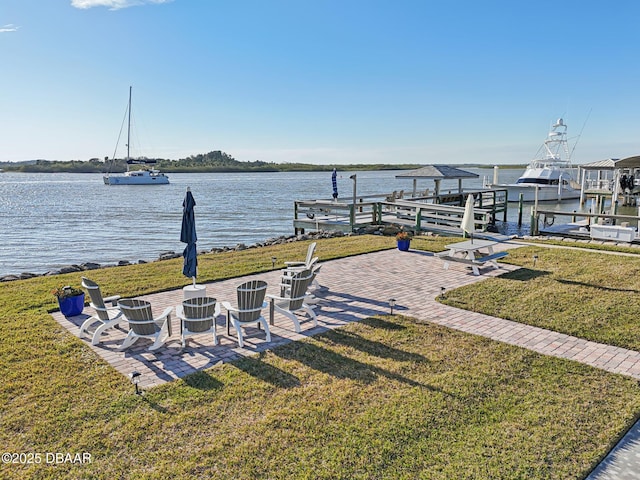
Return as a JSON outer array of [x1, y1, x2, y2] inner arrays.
[[0, 168, 578, 277]]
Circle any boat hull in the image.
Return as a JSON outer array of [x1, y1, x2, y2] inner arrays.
[[103, 173, 170, 185], [495, 184, 580, 202]]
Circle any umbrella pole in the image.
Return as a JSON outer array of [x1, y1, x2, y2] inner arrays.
[[192, 277, 196, 287]]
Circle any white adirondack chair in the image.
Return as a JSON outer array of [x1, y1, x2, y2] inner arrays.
[[221, 280, 270, 348], [79, 277, 123, 345], [176, 296, 220, 348], [267, 269, 317, 333], [118, 299, 172, 351]]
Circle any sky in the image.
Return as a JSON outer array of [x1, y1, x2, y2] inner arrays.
[[2, 0, 640, 165]]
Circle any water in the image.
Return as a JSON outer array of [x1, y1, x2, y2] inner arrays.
[[0, 168, 582, 277]]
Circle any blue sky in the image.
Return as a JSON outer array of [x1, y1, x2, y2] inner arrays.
[[2, 0, 639, 165]]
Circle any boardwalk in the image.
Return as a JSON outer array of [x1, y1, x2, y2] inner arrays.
[[51, 243, 640, 479]]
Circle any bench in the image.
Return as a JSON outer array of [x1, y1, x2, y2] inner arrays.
[[471, 251, 509, 264], [435, 250, 475, 265]]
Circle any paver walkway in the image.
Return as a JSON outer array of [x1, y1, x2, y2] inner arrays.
[[51, 243, 640, 479]]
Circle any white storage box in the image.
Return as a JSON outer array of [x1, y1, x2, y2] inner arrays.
[[590, 224, 636, 242]]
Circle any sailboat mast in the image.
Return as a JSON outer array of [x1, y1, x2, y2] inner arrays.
[[127, 86, 132, 161]]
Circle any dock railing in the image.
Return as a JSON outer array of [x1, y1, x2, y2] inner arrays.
[[384, 199, 494, 235], [293, 196, 382, 235], [293, 189, 503, 236], [532, 208, 640, 236]]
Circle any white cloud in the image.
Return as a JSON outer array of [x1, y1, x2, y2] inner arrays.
[[71, 0, 172, 10], [0, 24, 19, 33]]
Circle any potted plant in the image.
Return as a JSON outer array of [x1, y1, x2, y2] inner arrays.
[[52, 285, 85, 317], [396, 230, 412, 251]]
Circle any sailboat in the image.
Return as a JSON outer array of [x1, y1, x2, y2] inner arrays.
[[489, 118, 580, 202], [103, 86, 169, 185]]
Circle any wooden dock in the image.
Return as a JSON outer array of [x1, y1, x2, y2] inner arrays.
[[293, 189, 508, 236]]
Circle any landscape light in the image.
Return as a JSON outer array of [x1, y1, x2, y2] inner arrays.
[[272, 257, 277, 268], [533, 255, 539, 267], [388, 298, 396, 315], [129, 371, 142, 395], [441, 286, 446, 299]]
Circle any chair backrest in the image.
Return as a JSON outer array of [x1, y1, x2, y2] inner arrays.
[[304, 242, 317, 266], [118, 299, 157, 335], [81, 277, 109, 321], [287, 269, 314, 310], [310, 264, 322, 285], [236, 280, 267, 323], [182, 296, 217, 332]]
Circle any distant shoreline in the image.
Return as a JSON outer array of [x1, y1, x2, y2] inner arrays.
[[0, 162, 528, 174]]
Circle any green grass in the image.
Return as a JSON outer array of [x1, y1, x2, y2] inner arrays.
[[439, 241, 640, 351], [1, 234, 640, 479]]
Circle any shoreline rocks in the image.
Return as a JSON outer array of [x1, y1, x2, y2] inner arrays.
[[0, 230, 355, 283]]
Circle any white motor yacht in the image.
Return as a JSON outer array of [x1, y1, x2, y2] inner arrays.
[[490, 118, 579, 202]]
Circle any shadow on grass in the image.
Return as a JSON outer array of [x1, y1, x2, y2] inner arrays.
[[359, 317, 407, 330], [142, 396, 169, 413], [500, 268, 550, 281], [233, 356, 301, 389], [557, 278, 640, 294], [320, 329, 426, 364], [183, 370, 224, 391], [273, 334, 444, 393]]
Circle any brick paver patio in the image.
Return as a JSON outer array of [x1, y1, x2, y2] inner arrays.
[[51, 243, 640, 388]]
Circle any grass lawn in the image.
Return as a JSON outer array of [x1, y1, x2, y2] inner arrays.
[[439, 242, 640, 352], [1, 235, 640, 479]]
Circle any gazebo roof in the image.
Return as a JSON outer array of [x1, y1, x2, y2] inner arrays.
[[615, 155, 640, 168], [395, 165, 479, 180], [581, 156, 640, 170], [581, 159, 618, 170]]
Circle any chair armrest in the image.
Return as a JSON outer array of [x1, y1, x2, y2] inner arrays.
[[284, 261, 305, 266], [90, 302, 121, 313], [156, 306, 173, 322], [103, 294, 121, 306], [220, 301, 237, 313], [266, 293, 287, 302], [221, 302, 267, 315], [155, 306, 173, 337], [175, 305, 184, 320]]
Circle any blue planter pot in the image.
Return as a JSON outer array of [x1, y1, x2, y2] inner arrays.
[[58, 293, 85, 317], [397, 239, 411, 251]]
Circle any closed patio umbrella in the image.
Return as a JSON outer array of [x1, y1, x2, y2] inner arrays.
[[461, 193, 475, 242], [331, 168, 338, 200], [181, 187, 198, 285]]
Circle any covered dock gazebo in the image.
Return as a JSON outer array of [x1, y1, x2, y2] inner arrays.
[[580, 156, 640, 205], [395, 165, 479, 197]]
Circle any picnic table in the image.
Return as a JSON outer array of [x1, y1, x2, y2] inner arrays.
[[436, 239, 508, 276]]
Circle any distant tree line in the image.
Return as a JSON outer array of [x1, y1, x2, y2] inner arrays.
[[0, 150, 429, 173]]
